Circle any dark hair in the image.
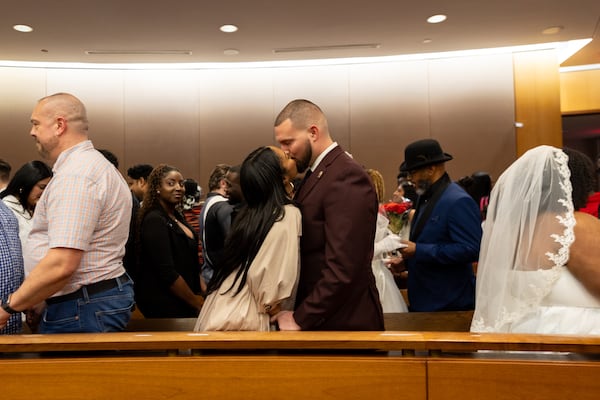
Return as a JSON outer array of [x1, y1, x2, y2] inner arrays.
[[207, 147, 294, 296], [98, 149, 119, 168], [135, 164, 184, 261], [228, 164, 241, 175], [137, 164, 180, 225], [0, 159, 11, 181], [458, 172, 492, 203], [183, 178, 201, 209], [183, 178, 200, 197], [563, 148, 596, 210], [397, 170, 409, 182], [207, 164, 230, 191], [402, 181, 418, 204], [0, 161, 53, 212], [127, 164, 154, 180]]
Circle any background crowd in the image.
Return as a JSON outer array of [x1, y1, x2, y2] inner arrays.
[[1, 93, 599, 335]]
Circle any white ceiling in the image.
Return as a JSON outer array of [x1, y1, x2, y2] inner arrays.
[[1, 0, 599, 66]]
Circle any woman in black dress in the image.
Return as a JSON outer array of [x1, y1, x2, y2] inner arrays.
[[135, 164, 203, 317]]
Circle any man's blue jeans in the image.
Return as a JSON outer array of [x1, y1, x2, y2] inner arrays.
[[40, 278, 134, 333]]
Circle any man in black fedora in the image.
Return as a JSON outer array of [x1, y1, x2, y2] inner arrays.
[[393, 138, 482, 311]]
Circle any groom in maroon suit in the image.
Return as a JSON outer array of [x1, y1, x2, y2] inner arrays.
[[273, 99, 384, 331]]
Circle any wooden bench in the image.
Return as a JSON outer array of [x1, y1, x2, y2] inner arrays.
[[2, 331, 600, 400]]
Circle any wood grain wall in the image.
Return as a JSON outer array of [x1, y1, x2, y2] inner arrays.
[[0, 51, 546, 200]]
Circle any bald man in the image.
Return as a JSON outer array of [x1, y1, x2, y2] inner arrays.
[[0, 93, 133, 333], [272, 99, 384, 331]]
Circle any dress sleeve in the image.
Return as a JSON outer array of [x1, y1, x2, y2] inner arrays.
[[248, 207, 301, 313]]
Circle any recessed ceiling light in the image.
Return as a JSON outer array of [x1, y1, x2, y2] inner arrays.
[[542, 26, 563, 35], [423, 39, 433, 44], [13, 24, 33, 33], [223, 49, 240, 56], [427, 15, 447, 24], [220, 24, 238, 33]]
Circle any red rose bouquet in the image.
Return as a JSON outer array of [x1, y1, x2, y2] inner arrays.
[[382, 201, 412, 235]]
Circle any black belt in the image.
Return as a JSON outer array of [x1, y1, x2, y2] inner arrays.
[[46, 274, 130, 305]]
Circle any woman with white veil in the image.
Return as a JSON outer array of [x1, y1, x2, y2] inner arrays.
[[471, 145, 600, 334]]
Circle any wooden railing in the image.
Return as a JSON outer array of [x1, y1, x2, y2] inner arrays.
[[2, 330, 600, 355], [3, 312, 600, 400]]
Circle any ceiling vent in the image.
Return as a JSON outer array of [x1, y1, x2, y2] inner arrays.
[[273, 43, 380, 54], [85, 50, 192, 55]]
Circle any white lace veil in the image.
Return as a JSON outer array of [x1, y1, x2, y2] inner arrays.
[[471, 145, 575, 332]]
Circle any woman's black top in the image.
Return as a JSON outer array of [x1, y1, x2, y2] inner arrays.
[[135, 207, 201, 317]]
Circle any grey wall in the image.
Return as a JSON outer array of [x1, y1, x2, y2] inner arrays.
[[0, 53, 516, 200]]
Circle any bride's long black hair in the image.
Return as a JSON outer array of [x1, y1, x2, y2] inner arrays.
[[206, 146, 294, 296]]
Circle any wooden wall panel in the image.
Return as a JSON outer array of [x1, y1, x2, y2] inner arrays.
[[0, 67, 47, 170], [428, 359, 600, 400], [0, 48, 562, 190], [46, 69, 126, 171], [3, 356, 427, 400], [196, 68, 274, 189], [123, 70, 200, 182], [349, 60, 430, 200], [560, 69, 600, 114], [513, 49, 562, 155], [272, 65, 351, 151], [428, 54, 516, 183]]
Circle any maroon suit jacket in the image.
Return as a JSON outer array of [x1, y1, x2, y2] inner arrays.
[[293, 145, 384, 330]]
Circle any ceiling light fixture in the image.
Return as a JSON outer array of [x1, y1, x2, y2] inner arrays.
[[85, 50, 192, 55], [223, 49, 240, 56], [220, 24, 238, 33], [13, 24, 33, 33], [542, 26, 563, 35], [423, 39, 433, 44], [427, 14, 447, 24], [273, 43, 381, 54]]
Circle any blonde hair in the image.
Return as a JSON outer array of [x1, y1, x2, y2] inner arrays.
[[366, 168, 385, 203]]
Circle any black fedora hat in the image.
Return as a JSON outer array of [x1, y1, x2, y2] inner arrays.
[[400, 139, 453, 172]]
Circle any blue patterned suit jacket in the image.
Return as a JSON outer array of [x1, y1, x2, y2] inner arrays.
[[407, 182, 482, 311]]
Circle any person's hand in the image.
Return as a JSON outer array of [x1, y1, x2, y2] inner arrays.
[[271, 310, 301, 331], [25, 302, 46, 333], [399, 240, 416, 259], [384, 256, 407, 277], [193, 295, 205, 314], [374, 234, 407, 257], [0, 304, 9, 331]]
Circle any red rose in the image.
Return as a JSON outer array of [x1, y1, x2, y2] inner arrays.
[[383, 202, 410, 215]]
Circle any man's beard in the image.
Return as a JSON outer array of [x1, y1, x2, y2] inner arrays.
[[35, 137, 58, 161], [415, 179, 431, 196], [36, 141, 51, 159], [294, 139, 312, 174]]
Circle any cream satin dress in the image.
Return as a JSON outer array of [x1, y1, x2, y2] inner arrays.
[[195, 205, 301, 331], [372, 212, 408, 313]]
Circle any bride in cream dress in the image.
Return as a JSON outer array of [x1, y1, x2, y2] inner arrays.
[[471, 146, 600, 335], [366, 169, 408, 313]]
